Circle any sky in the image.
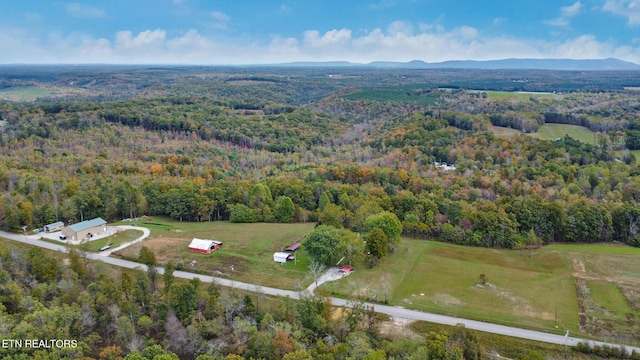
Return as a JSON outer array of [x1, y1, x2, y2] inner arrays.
[[1, 0, 639, 65]]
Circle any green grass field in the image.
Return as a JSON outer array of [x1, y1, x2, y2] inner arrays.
[[322, 239, 579, 335], [489, 125, 523, 138], [322, 239, 640, 342], [0, 86, 53, 101], [96, 218, 640, 342], [491, 123, 597, 146], [529, 124, 597, 145], [485, 90, 557, 100], [81, 229, 145, 251], [113, 218, 316, 290]]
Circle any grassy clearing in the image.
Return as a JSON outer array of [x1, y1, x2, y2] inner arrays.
[[80, 229, 144, 251], [470, 90, 557, 100], [0, 86, 53, 101], [73, 217, 640, 342], [529, 124, 597, 145], [113, 219, 316, 290], [490, 125, 523, 138], [588, 281, 632, 314], [322, 239, 579, 335]]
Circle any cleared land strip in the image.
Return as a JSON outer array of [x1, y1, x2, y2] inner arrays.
[[1, 230, 639, 353]]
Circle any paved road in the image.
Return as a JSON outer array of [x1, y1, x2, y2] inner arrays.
[[2, 229, 638, 352]]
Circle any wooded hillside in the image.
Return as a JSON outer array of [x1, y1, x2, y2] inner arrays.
[[2, 67, 640, 249]]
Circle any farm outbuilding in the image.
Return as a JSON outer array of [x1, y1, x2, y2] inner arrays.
[[283, 242, 301, 252], [44, 221, 64, 233], [188, 238, 223, 254], [61, 217, 107, 243], [339, 265, 353, 274], [273, 251, 295, 264]]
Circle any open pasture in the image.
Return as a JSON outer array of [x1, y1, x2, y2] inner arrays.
[[110, 217, 640, 342], [529, 124, 597, 145], [0, 86, 53, 101], [469, 90, 557, 100], [81, 229, 145, 251], [322, 239, 640, 341], [489, 124, 523, 138], [113, 219, 316, 290], [548, 243, 640, 342], [491, 123, 597, 146]]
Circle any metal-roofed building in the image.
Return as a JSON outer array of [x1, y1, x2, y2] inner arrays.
[[44, 221, 64, 233], [61, 217, 107, 243]]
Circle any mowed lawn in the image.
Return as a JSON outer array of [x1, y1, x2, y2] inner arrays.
[[83, 229, 145, 251], [490, 123, 596, 146], [323, 238, 579, 335], [109, 218, 640, 341], [114, 218, 316, 290], [483, 90, 557, 100], [0, 86, 53, 101], [529, 124, 597, 145]]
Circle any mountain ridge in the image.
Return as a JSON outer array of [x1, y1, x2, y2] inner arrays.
[[275, 58, 640, 71]]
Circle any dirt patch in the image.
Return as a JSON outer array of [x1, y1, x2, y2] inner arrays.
[[571, 258, 586, 274], [619, 285, 640, 312], [145, 236, 188, 249], [432, 293, 463, 307], [378, 317, 419, 340]]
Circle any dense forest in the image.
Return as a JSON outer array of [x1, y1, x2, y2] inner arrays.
[[2, 65, 640, 358], [2, 67, 640, 250]]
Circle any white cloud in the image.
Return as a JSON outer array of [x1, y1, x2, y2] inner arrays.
[[303, 28, 352, 48], [603, 0, 640, 26], [211, 11, 230, 22], [0, 22, 639, 65], [553, 34, 613, 58], [545, 1, 582, 28], [387, 21, 414, 36], [492, 17, 506, 26], [65, 3, 106, 18], [208, 11, 231, 30], [561, 2, 583, 17], [544, 18, 570, 27], [278, 5, 293, 15]]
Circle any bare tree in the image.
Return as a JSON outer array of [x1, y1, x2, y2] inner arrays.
[[308, 260, 326, 290]]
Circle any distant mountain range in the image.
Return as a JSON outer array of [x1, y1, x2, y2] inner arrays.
[[277, 58, 640, 71]]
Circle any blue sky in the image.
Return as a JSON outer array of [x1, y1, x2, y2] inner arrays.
[[1, 0, 639, 64]]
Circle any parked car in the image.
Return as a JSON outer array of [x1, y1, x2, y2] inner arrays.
[[99, 244, 112, 251], [59, 235, 67, 240], [33, 228, 44, 234]]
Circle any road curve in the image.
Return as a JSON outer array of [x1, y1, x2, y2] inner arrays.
[[1, 230, 638, 352]]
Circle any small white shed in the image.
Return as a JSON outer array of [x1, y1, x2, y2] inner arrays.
[[273, 252, 293, 264]]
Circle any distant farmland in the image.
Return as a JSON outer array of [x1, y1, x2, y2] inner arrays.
[[0, 86, 53, 101], [491, 124, 597, 146], [530, 124, 597, 145]]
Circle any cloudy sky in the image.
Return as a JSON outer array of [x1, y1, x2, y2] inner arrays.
[[1, 0, 639, 65]]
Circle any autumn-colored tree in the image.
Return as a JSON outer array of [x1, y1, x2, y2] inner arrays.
[[366, 228, 387, 259]]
